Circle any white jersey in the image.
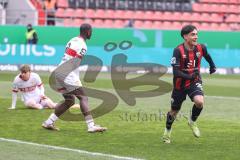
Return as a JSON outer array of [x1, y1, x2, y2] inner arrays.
[[59, 36, 87, 87], [12, 72, 43, 102]]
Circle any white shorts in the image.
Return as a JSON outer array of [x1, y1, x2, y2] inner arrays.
[[24, 96, 49, 107], [54, 71, 82, 94]]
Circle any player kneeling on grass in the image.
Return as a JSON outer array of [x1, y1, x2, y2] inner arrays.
[[42, 23, 107, 133], [162, 24, 216, 144], [9, 65, 56, 110]]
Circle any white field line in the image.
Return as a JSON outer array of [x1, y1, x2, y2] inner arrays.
[[0, 138, 144, 160], [205, 95, 240, 101], [1, 94, 240, 101]]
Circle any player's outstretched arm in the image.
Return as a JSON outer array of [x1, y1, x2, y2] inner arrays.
[[9, 92, 17, 109], [204, 54, 216, 74], [202, 44, 216, 74]]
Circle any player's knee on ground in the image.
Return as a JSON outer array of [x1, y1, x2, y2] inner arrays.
[[25, 99, 43, 109]]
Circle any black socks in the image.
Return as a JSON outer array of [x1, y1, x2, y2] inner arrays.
[[191, 104, 203, 121]]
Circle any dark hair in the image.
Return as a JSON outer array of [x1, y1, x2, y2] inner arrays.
[[80, 23, 92, 34], [181, 24, 197, 38]]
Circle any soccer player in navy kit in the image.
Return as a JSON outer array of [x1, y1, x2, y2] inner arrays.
[[162, 25, 216, 143]]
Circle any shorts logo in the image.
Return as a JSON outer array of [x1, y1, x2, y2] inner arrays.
[[171, 98, 174, 104], [196, 83, 203, 91], [171, 57, 176, 65]]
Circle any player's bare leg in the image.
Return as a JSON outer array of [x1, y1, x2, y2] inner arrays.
[[188, 95, 204, 137], [42, 94, 75, 131], [25, 99, 43, 109], [72, 87, 107, 133]]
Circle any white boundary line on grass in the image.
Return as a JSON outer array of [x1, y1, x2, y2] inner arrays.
[[0, 138, 144, 160], [205, 95, 240, 101]]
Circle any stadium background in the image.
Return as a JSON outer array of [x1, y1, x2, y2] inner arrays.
[[0, 0, 240, 160]]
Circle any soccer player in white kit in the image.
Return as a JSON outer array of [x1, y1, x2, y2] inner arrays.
[[10, 65, 56, 110], [42, 23, 107, 133]]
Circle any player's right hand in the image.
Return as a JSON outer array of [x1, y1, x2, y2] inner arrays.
[[210, 66, 216, 74]]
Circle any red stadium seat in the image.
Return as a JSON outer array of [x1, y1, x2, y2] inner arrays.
[[103, 19, 114, 28], [200, 13, 210, 22], [181, 12, 192, 21], [144, 11, 154, 20], [134, 20, 143, 28], [73, 19, 83, 27], [142, 21, 153, 29], [113, 20, 125, 28], [172, 21, 182, 30], [192, 22, 201, 29], [229, 0, 239, 4], [57, 0, 68, 8], [162, 12, 173, 21], [226, 14, 240, 23], [55, 8, 65, 18], [162, 21, 172, 30], [152, 21, 162, 29], [134, 11, 145, 20], [191, 12, 202, 22], [152, 11, 163, 20], [210, 13, 222, 23], [85, 9, 96, 18], [95, 9, 105, 18], [74, 9, 85, 18], [114, 10, 124, 19], [124, 10, 134, 19], [93, 19, 104, 28], [173, 12, 181, 20], [219, 23, 230, 31], [63, 18, 73, 27], [83, 19, 94, 25], [199, 22, 209, 30], [65, 8, 75, 18], [228, 5, 239, 13], [104, 10, 115, 19]]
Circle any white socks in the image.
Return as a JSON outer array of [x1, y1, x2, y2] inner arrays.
[[85, 115, 94, 128], [45, 113, 58, 125], [45, 113, 95, 129]]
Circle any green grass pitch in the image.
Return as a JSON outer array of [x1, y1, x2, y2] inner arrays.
[[0, 71, 239, 160]]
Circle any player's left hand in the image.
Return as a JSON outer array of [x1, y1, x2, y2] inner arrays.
[[209, 66, 216, 74]]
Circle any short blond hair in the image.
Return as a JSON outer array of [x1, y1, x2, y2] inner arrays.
[[20, 65, 31, 73]]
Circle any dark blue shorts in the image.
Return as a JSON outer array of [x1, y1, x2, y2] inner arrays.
[[171, 82, 204, 111]]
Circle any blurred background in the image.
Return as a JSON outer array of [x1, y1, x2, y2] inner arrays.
[[0, 0, 240, 74]]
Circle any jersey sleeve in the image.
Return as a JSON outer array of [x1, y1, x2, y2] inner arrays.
[[201, 44, 216, 68], [201, 44, 208, 56], [77, 43, 87, 57], [34, 73, 45, 96], [68, 38, 87, 57], [171, 48, 181, 67], [34, 73, 43, 86]]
